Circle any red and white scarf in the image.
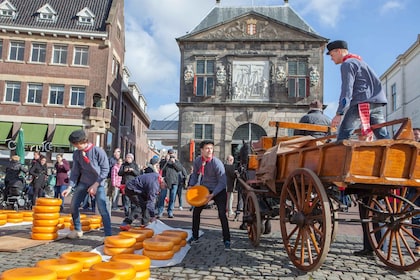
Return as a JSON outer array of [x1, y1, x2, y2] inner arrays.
[[82, 143, 94, 163]]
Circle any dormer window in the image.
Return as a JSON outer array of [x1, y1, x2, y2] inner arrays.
[[0, 0, 17, 19], [37, 3, 57, 22], [76, 7, 95, 25]]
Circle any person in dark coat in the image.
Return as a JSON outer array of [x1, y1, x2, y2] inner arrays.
[[293, 100, 331, 138], [29, 155, 47, 205], [118, 153, 141, 217], [4, 155, 27, 200], [54, 153, 70, 211], [224, 155, 236, 217]]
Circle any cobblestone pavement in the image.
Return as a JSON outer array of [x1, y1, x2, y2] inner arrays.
[[1, 205, 420, 280]]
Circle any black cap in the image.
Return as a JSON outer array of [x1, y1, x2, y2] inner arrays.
[[68, 129, 87, 143], [167, 149, 174, 154], [326, 40, 348, 55], [199, 140, 214, 149]]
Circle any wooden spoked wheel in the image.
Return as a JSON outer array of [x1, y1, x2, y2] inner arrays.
[[279, 168, 332, 272], [243, 191, 261, 247], [366, 187, 420, 271]]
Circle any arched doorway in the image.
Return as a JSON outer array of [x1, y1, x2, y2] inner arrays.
[[231, 123, 266, 166]]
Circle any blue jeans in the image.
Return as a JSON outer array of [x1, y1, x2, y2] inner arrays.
[[337, 103, 389, 141], [158, 184, 178, 216], [69, 182, 112, 236], [54, 185, 67, 211]]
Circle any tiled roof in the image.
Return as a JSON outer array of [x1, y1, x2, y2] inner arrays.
[[189, 6, 318, 36], [0, 0, 113, 34]]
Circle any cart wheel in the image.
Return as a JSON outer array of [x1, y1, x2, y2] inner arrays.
[[366, 187, 420, 271], [279, 168, 332, 272], [328, 198, 339, 242], [243, 191, 261, 247]]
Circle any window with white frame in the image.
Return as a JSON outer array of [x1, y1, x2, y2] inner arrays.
[[9, 41, 24, 61], [73, 46, 88, 66], [27, 84, 43, 104], [52, 45, 68, 64], [195, 59, 215, 97], [5, 81, 21, 102], [287, 60, 308, 98], [31, 42, 46, 63], [391, 83, 397, 112], [194, 124, 213, 140], [0, 0, 17, 19], [70, 86, 85, 107], [37, 3, 57, 22], [49, 85, 64, 105]]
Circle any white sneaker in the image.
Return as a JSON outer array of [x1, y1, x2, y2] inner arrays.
[[66, 230, 83, 239], [179, 206, 183, 211]]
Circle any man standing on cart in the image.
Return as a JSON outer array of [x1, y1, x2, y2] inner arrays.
[[327, 40, 390, 257]]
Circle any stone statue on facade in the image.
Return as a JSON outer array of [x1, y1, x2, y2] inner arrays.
[[309, 66, 320, 87], [275, 65, 286, 84], [216, 65, 227, 85], [184, 64, 194, 84]]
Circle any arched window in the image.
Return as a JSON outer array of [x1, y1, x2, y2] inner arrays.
[[93, 93, 102, 108]]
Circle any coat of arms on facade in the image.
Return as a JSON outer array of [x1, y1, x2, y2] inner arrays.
[[246, 18, 257, 36], [309, 66, 320, 87], [184, 64, 194, 84], [216, 65, 226, 85]]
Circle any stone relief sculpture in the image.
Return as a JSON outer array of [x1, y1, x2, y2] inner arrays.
[[184, 64, 194, 84], [275, 65, 287, 84], [309, 66, 320, 87], [231, 61, 269, 101], [216, 65, 227, 85]]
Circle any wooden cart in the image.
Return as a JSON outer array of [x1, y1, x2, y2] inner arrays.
[[237, 118, 420, 271]]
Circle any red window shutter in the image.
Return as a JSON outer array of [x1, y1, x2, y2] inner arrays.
[[193, 75, 197, 96]]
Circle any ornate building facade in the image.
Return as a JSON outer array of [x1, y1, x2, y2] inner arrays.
[[176, 4, 328, 164]]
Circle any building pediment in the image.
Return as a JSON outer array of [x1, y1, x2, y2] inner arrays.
[[183, 14, 322, 42]]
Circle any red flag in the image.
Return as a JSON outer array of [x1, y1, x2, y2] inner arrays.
[[193, 75, 197, 96]]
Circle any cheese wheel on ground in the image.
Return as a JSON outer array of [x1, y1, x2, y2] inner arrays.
[[67, 270, 119, 280], [0, 220, 6, 226], [156, 234, 182, 245], [161, 229, 188, 240], [35, 197, 62, 206], [110, 254, 151, 272], [31, 226, 58, 233], [0, 213, 7, 219], [133, 241, 143, 250], [60, 252, 102, 269], [36, 258, 83, 279], [142, 248, 175, 260], [105, 235, 136, 248], [103, 246, 135, 256], [91, 261, 136, 280], [173, 244, 181, 252], [6, 212, 23, 219], [82, 225, 91, 232], [32, 205, 60, 213], [33, 219, 59, 227], [119, 231, 147, 242], [61, 214, 72, 222], [88, 215, 102, 224], [135, 269, 151, 280], [20, 210, 34, 217], [180, 239, 187, 247], [6, 218, 23, 223], [33, 212, 60, 220], [0, 267, 57, 280], [31, 232, 58, 240], [128, 227, 154, 238], [143, 237, 174, 251]]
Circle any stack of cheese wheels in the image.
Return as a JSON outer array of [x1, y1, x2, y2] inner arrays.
[[155, 233, 183, 253], [36, 258, 83, 280], [61, 214, 72, 229], [128, 227, 154, 238], [142, 235, 176, 260], [91, 261, 136, 280], [56, 216, 65, 230], [0, 212, 7, 226], [6, 211, 23, 224], [21, 210, 34, 222], [31, 198, 62, 240], [60, 251, 102, 271], [110, 254, 151, 280], [0, 267, 57, 280], [88, 215, 102, 230], [67, 270, 119, 280], [104, 235, 136, 256], [119, 231, 147, 250], [161, 229, 188, 248]]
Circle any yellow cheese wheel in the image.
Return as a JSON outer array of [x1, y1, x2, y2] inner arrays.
[[6, 218, 23, 223], [33, 219, 59, 227], [142, 248, 175, 260], [0, 267, 57, 280], [156, 234, 182, 245], [20, 210, 34, 217], [119, 231, 147, 242], [61, 214, 73, 222], [105, 235, 136, 248], [6, 212, 23, 219], [32, 205, 60, 213], [110, 254, 151, 272], [186, 185, 210, 207], [35, 197, 63, 206], [180, 239, 187, 247], [67, 270, 119, 280], [88, 215, 102, 224], [133, 241, 143, 250], [60, 252, 102, 269], [82, 225, 91, 232], [31, 226, 58, 233], [80, 214, 87, 219], [57, 223, 65, 230], [143, 237, 174, 251], [36, 258, 83, 279], [173, 244, 181, 252], [128, 227, 154, 238], [161, 229, 188, 240], [31, 232, 58, 240], [90, 223, 101, 229], [0, 220, 7, 226], [0, 213, 7, 219], [103, 246, 135, 256], [23, 216, 34, 222], [91, 262, 136, 280], [135, 269, 151, 280], [33, 212, 60, 220], [79, 219, 90, 226]]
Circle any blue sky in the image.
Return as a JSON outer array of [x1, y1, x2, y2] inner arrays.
[[124, 0, 419, 120]]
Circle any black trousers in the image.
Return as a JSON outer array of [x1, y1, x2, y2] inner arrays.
[[192, 189, 230, 242], [124, 188, 150, 226]]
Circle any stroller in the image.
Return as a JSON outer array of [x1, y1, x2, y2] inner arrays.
[[1, 178, 32, 211]]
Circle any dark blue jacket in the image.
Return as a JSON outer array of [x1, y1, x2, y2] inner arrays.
[[126, 173, 160, 217]]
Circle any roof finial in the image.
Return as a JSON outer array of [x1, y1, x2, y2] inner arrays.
[[216, 0, 221, 5], [284, 0, 289, 5]]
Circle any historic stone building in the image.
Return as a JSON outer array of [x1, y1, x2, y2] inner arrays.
[[176, 3, 328, 164]]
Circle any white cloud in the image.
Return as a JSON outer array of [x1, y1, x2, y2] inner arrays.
[[379, 1, 404, 15], [146, 103, 179, 121]]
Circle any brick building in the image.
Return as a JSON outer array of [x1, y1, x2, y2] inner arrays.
[[0, 0, 151, 167], [176, 2, 328, 165]]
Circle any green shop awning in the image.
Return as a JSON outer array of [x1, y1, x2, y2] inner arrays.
[[20, 123, 48, 145], [52, 125, 82, 147], [0, 122, 13, 144]]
